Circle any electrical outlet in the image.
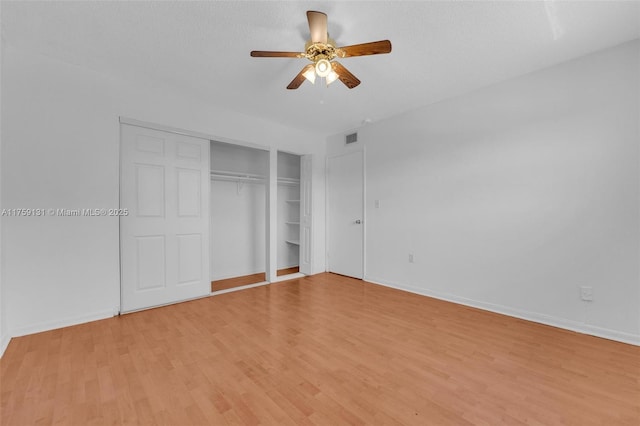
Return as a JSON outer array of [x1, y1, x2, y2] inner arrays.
[[409, 253, 414, 263], [580, 286, 594, 301], [374, 200, 380, 209]]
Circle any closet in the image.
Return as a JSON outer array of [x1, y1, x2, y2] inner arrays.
[[120, 120, 313, 311], [277, 151, 302, 276], [210, 141, 268, 291]]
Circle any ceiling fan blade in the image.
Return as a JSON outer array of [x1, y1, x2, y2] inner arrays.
[[287, 64, 315, 90], [331, 61, 361, 89], [307, 11, 328, 44], [337, 40, 392, 57], [251, 51, 302, 58]]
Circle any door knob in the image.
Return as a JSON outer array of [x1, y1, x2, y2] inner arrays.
[[355, 219, 362, 224]]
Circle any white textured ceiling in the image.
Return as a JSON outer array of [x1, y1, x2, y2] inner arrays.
[[2, 1, 639, 136]]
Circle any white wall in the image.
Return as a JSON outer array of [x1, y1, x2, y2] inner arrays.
[[0, 32, 7, 356], [210, 181, 266, 280], [277, 151, 301, 180], [1, 44, 326, 340], [327, 130, 365, 158], [210, 141, 268, 176], [331, 40, 640, 344]]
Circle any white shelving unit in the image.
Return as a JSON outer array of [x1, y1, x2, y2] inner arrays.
[[277, 151, 302, 272], [284, 199, 300, 247], [285, 200, 300, 246]]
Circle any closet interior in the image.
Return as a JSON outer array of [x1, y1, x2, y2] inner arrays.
[[210, 141, 268, 291], [277, 151, 302, 277], [209, 143, 303, 292]]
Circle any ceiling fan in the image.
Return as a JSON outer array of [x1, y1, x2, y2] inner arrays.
[[250, 11, 392, 90]]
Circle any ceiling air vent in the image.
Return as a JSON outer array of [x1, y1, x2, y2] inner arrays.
[[345, 132, 358, 145]]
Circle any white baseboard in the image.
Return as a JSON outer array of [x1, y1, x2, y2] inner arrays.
[[9, 309, 116, 339], [365, 275, 640, 347], [0, 333, 10, 358]]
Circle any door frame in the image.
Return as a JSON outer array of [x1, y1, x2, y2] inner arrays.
[[118, 117, 314, 312], [325, 148, 366, 279]]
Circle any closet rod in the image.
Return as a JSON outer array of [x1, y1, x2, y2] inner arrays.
[[210, 175, 265, 184], [277, 177, 300, 186], [210, 169, 265, 183], [209, 170, 300, 186]]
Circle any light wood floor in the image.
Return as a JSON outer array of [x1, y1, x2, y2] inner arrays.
[[211, 268, 300, 292], [2, 273, 639, 425], [212, 272, 267, 292]]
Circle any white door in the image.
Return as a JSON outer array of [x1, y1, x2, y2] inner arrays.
[[327, 151, 363, 279], [120, 124, 210, 312], [299, 154, 313, 275]]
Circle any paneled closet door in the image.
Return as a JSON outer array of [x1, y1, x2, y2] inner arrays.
[[120, 124, 210, 312]]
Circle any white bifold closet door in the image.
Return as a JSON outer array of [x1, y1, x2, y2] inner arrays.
[[120, 124, 210, 312], [299, 154, 313, 275]]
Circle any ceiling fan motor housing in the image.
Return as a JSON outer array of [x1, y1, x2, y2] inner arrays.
[[303, 38, 344, 63]]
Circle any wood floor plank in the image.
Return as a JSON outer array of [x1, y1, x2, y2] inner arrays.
[[2, 272, 639, 425], [211, 272, 266, 292], [277, 266, 300, 276]]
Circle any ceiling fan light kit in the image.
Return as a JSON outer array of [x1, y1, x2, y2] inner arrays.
[[250, 11, 392, 90], [315, 59, 331, 77], [325, 70, 339, 87], [302, 66, 316, 84]]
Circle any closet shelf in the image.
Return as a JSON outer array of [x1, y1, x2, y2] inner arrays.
[[286, 200, 300, 203], [210, 169, 265, 183], [210, 170, 301, 187], [285, 222, 300, 225], [285, 240, 300, 245], [278, 177, 300, 186]]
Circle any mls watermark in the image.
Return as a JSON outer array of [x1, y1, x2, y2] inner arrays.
[[1, 208, 129, 217]]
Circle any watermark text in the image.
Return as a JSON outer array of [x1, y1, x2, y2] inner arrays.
[[1, 208, 129, 217]]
